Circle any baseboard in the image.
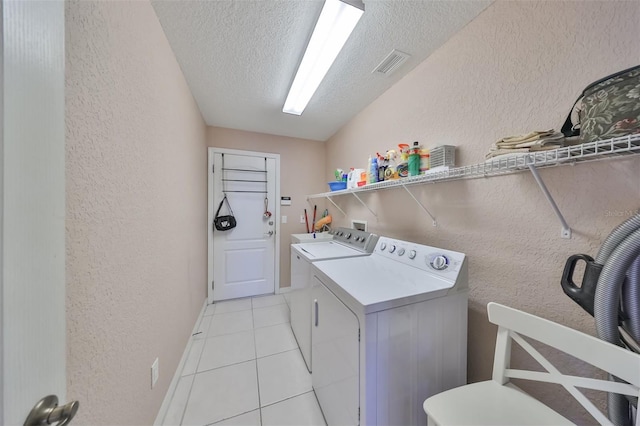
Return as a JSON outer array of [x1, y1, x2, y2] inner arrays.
[[153, 298, 208, 425], [276, 286, 292, 294]]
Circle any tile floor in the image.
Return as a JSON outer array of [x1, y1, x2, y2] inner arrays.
[[161, 294, 327, 426]]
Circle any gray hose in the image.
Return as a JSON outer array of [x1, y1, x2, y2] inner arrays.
[[596, 213, 640, 264], [594, 227, 640, 426], [595, 213, 640, 342], [623, 256, 640, 343]]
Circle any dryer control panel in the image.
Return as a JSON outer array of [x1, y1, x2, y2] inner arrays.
[[374, 237, 465, 277]]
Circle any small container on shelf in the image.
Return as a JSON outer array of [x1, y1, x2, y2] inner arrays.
[[328, 181, 347, 191]]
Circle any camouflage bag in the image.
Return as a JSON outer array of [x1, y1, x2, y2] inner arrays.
[[561, 65, 640, 143]]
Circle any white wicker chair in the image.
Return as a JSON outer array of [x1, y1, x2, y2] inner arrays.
[[423, 302, 640, 425]]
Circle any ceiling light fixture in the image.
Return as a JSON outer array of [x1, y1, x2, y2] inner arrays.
[[282, 0, 364, 116]]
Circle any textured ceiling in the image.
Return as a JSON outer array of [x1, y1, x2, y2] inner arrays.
[[151, 0, 492, 141]]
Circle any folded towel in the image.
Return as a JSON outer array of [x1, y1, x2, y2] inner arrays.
[[485, 148, 530, 159], [495, 129, 555, 148], [529, 144, 562, 152], [485, 129, 567, 160], [485, 144, 561, 161], [514, 132, 564, 148]]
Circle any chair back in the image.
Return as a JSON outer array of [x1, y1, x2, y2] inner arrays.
[[487, 302, 640, 426]]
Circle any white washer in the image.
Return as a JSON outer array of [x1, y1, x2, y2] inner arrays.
[[311, 236, 468, 426], [290, 227, 378, 372], [291, 232, 333, 243]]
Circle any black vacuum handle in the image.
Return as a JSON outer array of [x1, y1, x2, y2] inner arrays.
[[561, 254, 603, 317]]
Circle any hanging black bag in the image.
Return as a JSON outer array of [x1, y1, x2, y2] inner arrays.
[[214, 195, 237, 231]]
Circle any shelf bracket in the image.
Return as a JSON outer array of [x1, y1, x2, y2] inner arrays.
[[351, 192, 377, 217], [528, 164, 571, 239], [400, 183, 437, 226], [323, 195, 346, 217]]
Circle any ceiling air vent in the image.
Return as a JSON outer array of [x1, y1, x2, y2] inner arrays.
[[372, 49, 411, 76]]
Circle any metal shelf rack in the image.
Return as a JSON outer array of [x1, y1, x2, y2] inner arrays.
[[307, 134, 640, 238]]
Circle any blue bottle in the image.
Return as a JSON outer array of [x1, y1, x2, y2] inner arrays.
[[370, 156, 378, 183]]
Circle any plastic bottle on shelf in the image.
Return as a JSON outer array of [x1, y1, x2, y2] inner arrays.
[[397, 144, 410, 178], [370, 155, 378, 183], [408, 141, 421, 176], [420, 148, 430, 174], [385, 149, 398, 180], [376, 152, 386, 182]]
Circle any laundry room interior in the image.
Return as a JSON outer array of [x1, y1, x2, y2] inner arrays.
[[8, 0, 639, 425]]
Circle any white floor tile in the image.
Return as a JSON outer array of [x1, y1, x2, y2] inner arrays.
[[182, 361, 259, 426], [211, 410, 261, 425], [198, 330, 256, 372], [282, 292, 291, 306], [162, 374, 194, 426], [193, 315, 212, 340], [208, 310, 254, 337], [261, 392, 326, 426], [254, 323, 298, 358], [257, 349, 312, 406], [182, 339, 205, 376], [214, 298, 252, 314], [251, 294, 285, 309], [253, 304, 289, 329], [204, 303, 216, 316]]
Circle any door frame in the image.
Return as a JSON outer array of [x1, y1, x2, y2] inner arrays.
[[207, 147, 281, 305]]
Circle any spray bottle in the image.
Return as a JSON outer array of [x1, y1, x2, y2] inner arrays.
[[397, 144, 410, 178]]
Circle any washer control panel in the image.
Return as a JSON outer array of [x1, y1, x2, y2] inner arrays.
[[329, 227, 379, 253], [374, 237, 465, 275]]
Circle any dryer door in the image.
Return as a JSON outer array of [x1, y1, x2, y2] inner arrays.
[[312, 278, 360, 425]]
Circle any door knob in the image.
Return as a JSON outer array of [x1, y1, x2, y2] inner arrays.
[[24, 395, 79, 426], [264, 230, 274, 236]]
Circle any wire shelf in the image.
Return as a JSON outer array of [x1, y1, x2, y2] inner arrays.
[[308, 134, 640, 200]]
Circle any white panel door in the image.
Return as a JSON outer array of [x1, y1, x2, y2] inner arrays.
[[1, 1, 71, 424], [210, 150, 278, 302], [312, 280, 360, 426]]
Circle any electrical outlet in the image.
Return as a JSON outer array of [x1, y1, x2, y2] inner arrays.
[[151, 358, 159, 389], [300, 215, 305, 224]]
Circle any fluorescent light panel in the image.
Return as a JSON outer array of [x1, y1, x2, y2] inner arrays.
[[282, 0, 364, 115]]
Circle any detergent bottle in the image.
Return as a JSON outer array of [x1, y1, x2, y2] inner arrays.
[[347, 168, 355, 189], [408, 141, 421, 176], [366, 156, 371, 184]]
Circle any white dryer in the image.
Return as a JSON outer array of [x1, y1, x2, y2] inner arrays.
[[290, 227, 378, 372], [311, 236, 468, 426]]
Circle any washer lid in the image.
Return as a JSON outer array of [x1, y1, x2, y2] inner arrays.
[[313, 255, 457, 313], [292, 241, 367, 261]]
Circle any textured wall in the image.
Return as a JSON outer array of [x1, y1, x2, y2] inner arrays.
[[207, 127, 327, 288], [65, 1, 207, 424], [325, 1, 640, 422]]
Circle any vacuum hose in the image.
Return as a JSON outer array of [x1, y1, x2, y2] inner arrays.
[[594, 213, 640, 426], [595, 213, 640, 264]]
